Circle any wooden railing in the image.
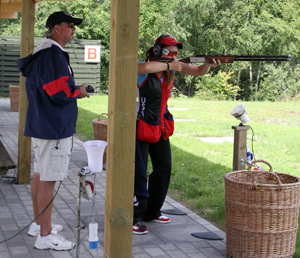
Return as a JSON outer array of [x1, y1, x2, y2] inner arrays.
[[0, 36, 101, 96]]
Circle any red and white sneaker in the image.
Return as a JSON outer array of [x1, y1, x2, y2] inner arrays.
[[153, 215, 170, 224], [133, 222, 148, 235]]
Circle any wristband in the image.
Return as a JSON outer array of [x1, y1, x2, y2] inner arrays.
[[166, 62, 170, 71]]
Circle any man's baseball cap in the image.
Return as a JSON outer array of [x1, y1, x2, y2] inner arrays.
[[46, 11, 83, 28], [156, 35, 183, 49]]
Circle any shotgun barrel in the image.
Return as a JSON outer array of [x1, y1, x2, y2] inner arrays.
[[157, 55, 291, 64], [233, 55, 291, 61]]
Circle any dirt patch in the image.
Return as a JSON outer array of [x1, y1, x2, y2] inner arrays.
[[169, 107, 189, 110], [198, 137, 234, 143], [175, 119, 197, 122]]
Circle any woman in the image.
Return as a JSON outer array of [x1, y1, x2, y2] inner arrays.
[[133, 34, 221, 234]]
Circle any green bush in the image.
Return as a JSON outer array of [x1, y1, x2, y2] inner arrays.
[[255, 63, 300, 101], [194, 70, 240, 100]]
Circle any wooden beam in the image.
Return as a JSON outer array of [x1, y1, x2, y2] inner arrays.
[[0, 2, 38, 12], [1, 0, 71, 3], [17, 0, 35, 184], [0, 12, 17, 18], [104, 0, 140, 257], [36, 0, 73, 2], [1, 2, 22, 12], [232, 125, 250, 171], [1, 0, 22, 3]]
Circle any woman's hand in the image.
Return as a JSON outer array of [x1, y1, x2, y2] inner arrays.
[[169, 59, 184, 72], [181, 58, 222, 76], [206, 58, 222, 68]]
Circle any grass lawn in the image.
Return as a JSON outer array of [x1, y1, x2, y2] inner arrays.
[[76, 95, 300, 255]]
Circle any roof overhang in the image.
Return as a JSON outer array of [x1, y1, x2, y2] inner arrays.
[[1, 0, 72, 19]]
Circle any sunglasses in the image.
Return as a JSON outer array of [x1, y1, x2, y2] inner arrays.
[[162, 48, 179, 57], [66, 23, 75, 28]]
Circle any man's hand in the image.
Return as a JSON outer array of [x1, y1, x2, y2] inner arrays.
[[78, 83, 90, 99]]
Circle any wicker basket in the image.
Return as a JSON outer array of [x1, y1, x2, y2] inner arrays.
[[92, 113, 108, 164], [224, 160, 300, 258], [9, 84, 20, 112]]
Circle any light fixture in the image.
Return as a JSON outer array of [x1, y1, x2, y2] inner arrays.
[[231, 104, 250, 125]]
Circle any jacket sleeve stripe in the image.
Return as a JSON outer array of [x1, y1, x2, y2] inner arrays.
[[42, 76, 80, 98]]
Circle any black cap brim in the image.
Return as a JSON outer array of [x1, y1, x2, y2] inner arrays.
[[65, 17, 83, 26]]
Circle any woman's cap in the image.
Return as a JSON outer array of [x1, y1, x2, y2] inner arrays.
[[156, 35, 183, 49], [46, 11, 83, 28]]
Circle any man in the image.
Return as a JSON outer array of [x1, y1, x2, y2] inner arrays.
[[17, 11, 89, 250]]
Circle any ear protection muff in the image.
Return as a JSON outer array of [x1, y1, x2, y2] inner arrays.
[[153, 34, 170, 58]]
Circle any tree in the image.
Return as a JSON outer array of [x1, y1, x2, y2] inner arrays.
[[255, 62, 300, 101], [1, 0, 300, 100]]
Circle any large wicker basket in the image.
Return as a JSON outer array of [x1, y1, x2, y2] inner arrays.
[[224, 160, 300, 258], [92, 113, 108, 164]]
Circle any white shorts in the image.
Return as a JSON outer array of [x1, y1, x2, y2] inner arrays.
[[32, 137, 72, 181]]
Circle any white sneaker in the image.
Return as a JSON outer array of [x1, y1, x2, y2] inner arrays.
[[28, 222, 63, 237], [34, 229, 75, 250]]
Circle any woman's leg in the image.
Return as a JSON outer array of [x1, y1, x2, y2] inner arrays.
[[133, 139, 149, 224], [144, 137, 172, 220]]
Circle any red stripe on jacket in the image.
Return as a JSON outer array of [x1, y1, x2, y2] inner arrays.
[[42, 76, 80, 97]]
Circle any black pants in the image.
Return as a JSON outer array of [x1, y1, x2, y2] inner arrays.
[[134, 136, 172, 222], [133, 135, 149, 224]]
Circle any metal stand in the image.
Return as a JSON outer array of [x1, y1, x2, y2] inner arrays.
[[0, 174, 18, 182], [75, 173, 84, 258], [75, 171, 98, 258]]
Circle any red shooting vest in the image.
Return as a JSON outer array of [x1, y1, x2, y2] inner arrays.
[[137, 73, 174, 143]]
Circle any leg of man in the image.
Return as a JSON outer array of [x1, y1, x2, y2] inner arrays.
[[31, 172, 41, 225], [38, 180, 56, 236], [31, 137, 70, 236], [28, 139, 63, 237], [32, 137, 74, 250]]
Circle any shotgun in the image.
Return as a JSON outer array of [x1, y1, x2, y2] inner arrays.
[[157, 55, 291, 64]]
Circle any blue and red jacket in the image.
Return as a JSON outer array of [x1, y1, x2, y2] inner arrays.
[[16, 39, 80, 139], [137, 72, 174, 143]]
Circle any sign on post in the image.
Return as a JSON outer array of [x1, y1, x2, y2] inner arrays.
[[85, 45, 101, 62]]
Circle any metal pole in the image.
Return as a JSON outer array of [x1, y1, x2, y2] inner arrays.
[[91, 173, 96, 223], [75, 173, 83, 258]]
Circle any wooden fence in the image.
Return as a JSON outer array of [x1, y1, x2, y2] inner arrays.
[[0, 36, 101, 97]]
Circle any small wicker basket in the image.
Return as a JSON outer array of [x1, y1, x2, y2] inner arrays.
[[92, 113, 108, 164], [9, 84, 20, 112], [224, 160, 300, 258]]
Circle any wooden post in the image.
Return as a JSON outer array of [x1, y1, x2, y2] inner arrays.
[[232, 125, 250, 171], [104, 0, 140, 257], [17, 0, 35, 184]]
